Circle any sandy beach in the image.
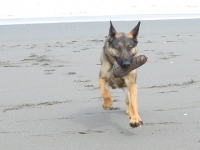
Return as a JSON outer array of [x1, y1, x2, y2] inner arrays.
[[0, 19, 200, 149]]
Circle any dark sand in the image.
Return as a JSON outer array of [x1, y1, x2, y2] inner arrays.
[[0, 19, 200, 150]]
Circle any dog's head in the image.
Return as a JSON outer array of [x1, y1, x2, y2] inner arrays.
[[107, 21, 140, 68]]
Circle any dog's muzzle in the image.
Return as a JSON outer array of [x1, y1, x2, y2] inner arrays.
[[122, 60, 131, 68], [114, 55, 134, 68]]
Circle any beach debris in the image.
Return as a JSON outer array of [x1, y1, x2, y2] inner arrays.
[[84, 85, 94, 87], [68, 72, 76, 75], [3, 101, 70, 112], [74, 80, 91, 83], [170, 61, 173, 63], [143, 79, 199, 89], [79, 132, 87, 134], [184, 113, 188, 116]]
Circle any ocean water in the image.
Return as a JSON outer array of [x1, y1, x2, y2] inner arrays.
[[0, 0, 200, 25]]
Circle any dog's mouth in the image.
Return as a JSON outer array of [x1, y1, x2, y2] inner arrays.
[[114, 54, 134, 68]]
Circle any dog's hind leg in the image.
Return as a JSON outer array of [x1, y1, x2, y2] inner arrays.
[[99, 78, 113, 109]]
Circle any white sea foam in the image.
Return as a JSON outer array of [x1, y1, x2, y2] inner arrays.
[[0, 0, 200, 25]]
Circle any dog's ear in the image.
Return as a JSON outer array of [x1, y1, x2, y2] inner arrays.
[[129, 21, 140, 39], [109, 21, 117, 37]]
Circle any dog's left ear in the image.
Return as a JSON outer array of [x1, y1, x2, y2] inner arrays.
[[129, 21, 141, 39], [109, 21, 117, 37], [108, 21, 118, 43]]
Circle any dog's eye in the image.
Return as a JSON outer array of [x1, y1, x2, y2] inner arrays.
[[128, 46, 133, 50], [111, 44, 119, 50]]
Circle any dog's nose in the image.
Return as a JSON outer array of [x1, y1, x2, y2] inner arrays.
[[122, 61, 131, 67]]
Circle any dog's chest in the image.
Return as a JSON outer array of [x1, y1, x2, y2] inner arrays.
[[108, 77, 126, 89]]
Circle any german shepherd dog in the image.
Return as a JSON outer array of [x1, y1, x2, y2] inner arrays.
[[99, 21, 143, 128]]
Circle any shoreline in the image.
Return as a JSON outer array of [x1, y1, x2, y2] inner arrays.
[[1, 14, 200, 25]]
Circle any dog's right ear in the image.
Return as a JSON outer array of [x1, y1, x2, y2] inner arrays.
[[109, 21, 117, 38], [129, 21, 141, 39]]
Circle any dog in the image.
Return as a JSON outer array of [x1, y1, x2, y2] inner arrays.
[[99, 21, 143, 128]]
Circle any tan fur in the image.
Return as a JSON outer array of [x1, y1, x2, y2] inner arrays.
[[125, 33, 134, 38]]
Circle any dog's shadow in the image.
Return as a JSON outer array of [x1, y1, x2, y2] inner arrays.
[[72, 105, 135, 136]]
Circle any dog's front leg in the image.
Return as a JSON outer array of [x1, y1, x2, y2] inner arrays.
[[99, 77, 113, 109], [126, 78, 143, 128]]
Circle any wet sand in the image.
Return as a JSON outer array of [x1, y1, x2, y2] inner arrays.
[[0, 19, 200, 150]]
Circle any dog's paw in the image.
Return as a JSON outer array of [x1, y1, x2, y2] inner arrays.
[[102, 102, 112, 110], [102, 104, 110, 110], [102, 105, 120, 110], [129, 121, 143, 128], [109, 107, 120, 110]]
